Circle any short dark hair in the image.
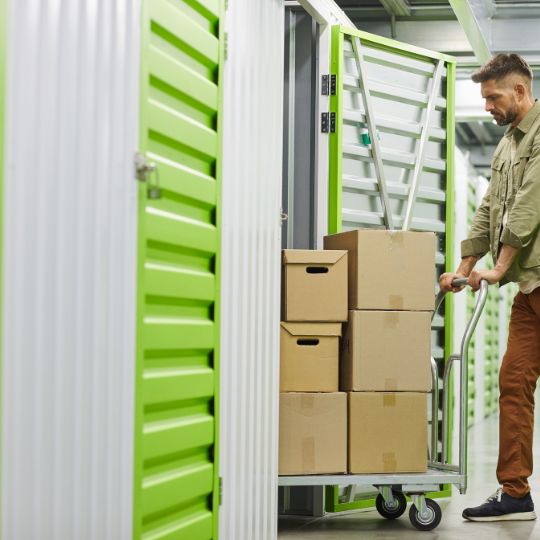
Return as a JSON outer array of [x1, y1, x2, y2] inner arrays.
[[471, 54, 533, 93]]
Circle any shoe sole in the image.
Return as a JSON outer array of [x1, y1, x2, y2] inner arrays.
[[463, 511, 537, 522]]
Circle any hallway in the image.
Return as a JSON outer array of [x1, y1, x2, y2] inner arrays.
[[278, 413, 540, 539]]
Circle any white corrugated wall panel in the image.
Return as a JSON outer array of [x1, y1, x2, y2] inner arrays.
[[219, 1, 284, 539], [2, 2, 140, 538]]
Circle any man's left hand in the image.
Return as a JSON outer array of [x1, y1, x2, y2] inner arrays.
[[467, 268, 504, 292]]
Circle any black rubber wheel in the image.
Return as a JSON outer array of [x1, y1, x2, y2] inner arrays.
[[409, 498, 442, 531], [375, 491, 407, 519]]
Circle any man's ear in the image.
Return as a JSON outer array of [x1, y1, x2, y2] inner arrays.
[[515, 82, 527, 102]]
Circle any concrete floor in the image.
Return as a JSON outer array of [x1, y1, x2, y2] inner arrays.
[[278, 413, 540, 539]]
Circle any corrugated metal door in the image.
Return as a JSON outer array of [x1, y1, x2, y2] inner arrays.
[[133, 1, 222, 538], [2, 1, 140, 538], [218, 1, 285, 539]]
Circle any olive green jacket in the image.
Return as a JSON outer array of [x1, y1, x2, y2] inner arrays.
[[461, 100, 540, 286]]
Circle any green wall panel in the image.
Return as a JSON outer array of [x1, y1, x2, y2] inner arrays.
[[134, 0, 222, 538]]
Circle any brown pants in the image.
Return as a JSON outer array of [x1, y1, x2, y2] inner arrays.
[[497, 288, 540, 497]]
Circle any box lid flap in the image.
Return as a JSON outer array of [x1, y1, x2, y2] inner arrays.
[[280, 322, 342, 337], [283, 249, 347, 265]]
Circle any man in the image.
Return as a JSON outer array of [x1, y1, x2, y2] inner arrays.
[[440, 53, 540, 522]]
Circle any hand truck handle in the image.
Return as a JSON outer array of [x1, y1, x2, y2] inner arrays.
[[433, 278, 487, 320], [431, 279, 489, 493]]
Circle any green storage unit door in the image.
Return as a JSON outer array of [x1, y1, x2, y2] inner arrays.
[[134, 1, 221, 538], [326, 26, 456, 513]]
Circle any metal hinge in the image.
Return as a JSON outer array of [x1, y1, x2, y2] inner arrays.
[[135, 152, 162, 199], [330, 74, 336, 95], [224, 33, 228, 60], [322, 74, 329, 95], [321, 112, 329, 133], [219, 477, 223, 506], [321, 113, 335, 133], [322, 75, 337, 96]]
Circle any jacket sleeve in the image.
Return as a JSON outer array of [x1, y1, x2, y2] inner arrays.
[[501, 138, 540, 248], [461, 182, 492, 259]]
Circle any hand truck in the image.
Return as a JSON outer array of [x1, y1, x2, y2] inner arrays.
[[278, 278, 489, 531]]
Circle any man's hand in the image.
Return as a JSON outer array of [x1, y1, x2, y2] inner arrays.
[[439, 272, 467, 293], [467, 244, 520, 292], [439, 256, 479, 293], [467, 268, 504, 292]]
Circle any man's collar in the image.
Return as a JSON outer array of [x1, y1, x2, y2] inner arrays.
[[505, 99, 540, 139]]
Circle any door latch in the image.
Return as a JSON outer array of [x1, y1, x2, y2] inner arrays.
[[135, 152, 162, 199], [280, 208, 288, 227]]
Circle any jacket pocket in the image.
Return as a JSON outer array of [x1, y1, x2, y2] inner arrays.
[[514, 145, 532, 191], [491, 157, 505, 197]]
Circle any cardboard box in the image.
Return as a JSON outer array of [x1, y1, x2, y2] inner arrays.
[[281, 250, 348, 322], [341, 310, 431, 392], [280, 322, 341, 392], [323, 229, 435, 311], [279, 392, 347, 475], [348, 392, 427, 474]]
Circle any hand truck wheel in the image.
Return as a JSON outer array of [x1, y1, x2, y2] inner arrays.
[[409, 498, 442, 531], [375, 491, 407, 519]]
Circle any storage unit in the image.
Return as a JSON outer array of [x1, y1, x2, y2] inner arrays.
[[5, 0, 516, 535], [1, 0, 286, 538]]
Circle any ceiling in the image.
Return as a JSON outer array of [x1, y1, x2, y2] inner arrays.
[[333, 0, 540, 174]]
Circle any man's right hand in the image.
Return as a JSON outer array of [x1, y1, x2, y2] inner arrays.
[[439, 272, 467, 293]]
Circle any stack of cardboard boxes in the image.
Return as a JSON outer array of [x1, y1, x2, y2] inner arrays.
[[279, 229, 436, 476], [279, 250, 349, 475]]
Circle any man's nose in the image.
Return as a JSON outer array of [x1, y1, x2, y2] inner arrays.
[[485, 100, 494, 112]]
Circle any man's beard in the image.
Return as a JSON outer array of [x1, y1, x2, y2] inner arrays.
[[494, 97, 519, 126]]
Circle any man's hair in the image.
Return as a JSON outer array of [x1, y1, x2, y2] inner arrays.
[[471, 54, 533, 94]]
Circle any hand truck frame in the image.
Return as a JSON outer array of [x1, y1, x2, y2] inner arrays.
[[278, 278, 489, 531]]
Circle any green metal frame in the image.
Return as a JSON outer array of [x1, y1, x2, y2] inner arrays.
[[442, 60, 456, 493], [213, 0, 225, 535], [133, 0, 222, 538], [327, 26, 457, 512], [329, 26, 343, 234]]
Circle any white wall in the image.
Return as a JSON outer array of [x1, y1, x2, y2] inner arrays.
[[219, 1, 285, 539], [2, 2, 140, 538]]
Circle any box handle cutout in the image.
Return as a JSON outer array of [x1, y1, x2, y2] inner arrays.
[[306, 267, 329, 274], [297, 339, 320, 346]]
